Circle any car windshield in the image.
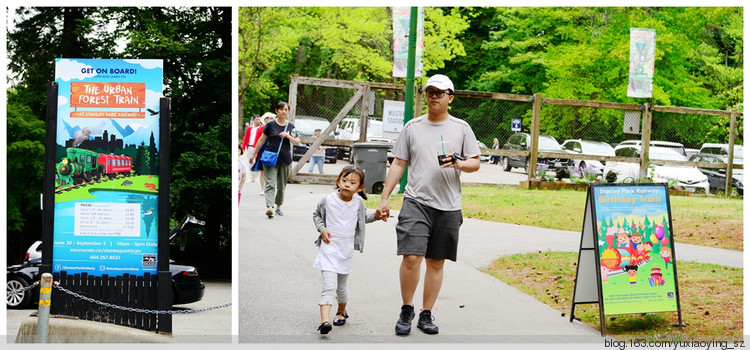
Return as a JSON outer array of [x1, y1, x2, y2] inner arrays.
[[538, 136, 561, 150], [582, 142, 615, 155]]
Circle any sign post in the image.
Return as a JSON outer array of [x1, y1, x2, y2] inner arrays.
[[570, 183, 682, 335], [43, 58, 170, 331]]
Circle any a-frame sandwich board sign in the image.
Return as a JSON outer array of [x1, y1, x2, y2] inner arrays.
[[570, 183, 682, 336]]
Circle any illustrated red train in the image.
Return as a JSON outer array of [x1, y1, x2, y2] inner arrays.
[[56, 148, 133, 186]]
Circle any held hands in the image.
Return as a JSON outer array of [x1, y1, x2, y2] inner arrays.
[[279, 131, 290, 139], [321, 229, 332, 244], [375, 199, 390, 222]]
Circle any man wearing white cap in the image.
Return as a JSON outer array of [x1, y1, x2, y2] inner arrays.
[[375, 74, 481, 335]]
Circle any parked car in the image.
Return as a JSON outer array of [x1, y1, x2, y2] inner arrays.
[[292, 144, 338, 164], [292, 115, 339, 163], [477, 141, 491, 163], [698, 143, 744, 163], [293, 115, 335, 139], [685, 148, 700, 159], [561, 139, 616, 176], [8, 215, 207, 309], [602, 145, 710, 194], [24, 240, 42, 262], [689, 153, 744, 195], [617, 139, 687, 157], [500, 132, 574, 173], [7, 258, 205, 309]]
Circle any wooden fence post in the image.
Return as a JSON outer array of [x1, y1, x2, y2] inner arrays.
[[639, 103, 653, 179], [529, 93, 542, 178], [725, 109, 738, 197]]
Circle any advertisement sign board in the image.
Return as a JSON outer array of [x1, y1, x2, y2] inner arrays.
[[571, 183, 681, 335], [52, 58, 164, 277]]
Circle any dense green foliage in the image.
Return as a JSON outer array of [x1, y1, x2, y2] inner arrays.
[[7, 7, 232, 278], [237, 7, 470, 136], [239, 7, 742, 145]]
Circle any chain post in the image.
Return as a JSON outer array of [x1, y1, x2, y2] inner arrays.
[[36, 273, 53, 343]]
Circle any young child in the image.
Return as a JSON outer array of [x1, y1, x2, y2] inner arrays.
[[312, 165, 379, 335], [238, 144, 247, 205]]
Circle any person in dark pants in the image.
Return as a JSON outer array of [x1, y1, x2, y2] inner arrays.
[[249, 102, 301, 218], [375, 74, 481, 335]]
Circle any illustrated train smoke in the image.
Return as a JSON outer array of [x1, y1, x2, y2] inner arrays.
[[56, 148, 133, 187]]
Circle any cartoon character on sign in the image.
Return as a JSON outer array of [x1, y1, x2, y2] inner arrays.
[[617, 230, 630, 248], [649, 267, 665, 286], [629, 232, 646, 264], [601, 226, 622, 270], [625, 265, 638, 286], [660, 246, 673, 270], [600, 264, 609, 284]]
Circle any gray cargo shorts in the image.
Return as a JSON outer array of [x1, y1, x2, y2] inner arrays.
[[395, 197, 463, 261]]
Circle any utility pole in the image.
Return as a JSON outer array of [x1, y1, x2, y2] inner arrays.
[[399, 7, 418, 193]]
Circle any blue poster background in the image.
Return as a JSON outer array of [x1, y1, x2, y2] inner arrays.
[[53, 58, 163, 277]]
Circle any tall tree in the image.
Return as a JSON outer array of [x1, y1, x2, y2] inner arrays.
[[7, 7, 232, 277]]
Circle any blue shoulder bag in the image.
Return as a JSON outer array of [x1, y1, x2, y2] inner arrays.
[[260, 122, 289, 167]]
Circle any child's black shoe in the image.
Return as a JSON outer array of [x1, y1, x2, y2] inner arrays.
[[333, 312, 349, 326], [318, 321, 332, 334]]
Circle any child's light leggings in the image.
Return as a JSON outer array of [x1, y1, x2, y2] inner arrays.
[[319, 270, 349, 306]]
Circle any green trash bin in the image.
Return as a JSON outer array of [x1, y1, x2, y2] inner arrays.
[[350, 142, 390, 194]]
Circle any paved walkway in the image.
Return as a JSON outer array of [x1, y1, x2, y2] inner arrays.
[[237, 183, 742, 343]]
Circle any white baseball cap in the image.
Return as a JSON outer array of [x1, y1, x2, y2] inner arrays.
[[424, 74, 454, 93]]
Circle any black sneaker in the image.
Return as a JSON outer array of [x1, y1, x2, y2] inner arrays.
[[417, 310, 439, 334], [394, 305, 415, 335]]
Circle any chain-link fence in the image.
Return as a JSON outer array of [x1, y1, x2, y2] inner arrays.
[[289, 76, 743, 196]]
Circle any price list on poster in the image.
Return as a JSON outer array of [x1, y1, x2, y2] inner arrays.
[[74, 202, 141, 237]]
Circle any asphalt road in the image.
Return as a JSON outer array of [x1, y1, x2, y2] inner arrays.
[[237, 183, 602, 343], [5, 280, 231, 343]]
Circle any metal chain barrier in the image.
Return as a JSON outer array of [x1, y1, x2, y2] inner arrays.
[[53, 282, 231, 315], [7, 281, 40, 297]]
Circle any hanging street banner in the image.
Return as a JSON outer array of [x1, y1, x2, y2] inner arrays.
[[53, 58, 164, 277], [627, 28, 656, 98], [392, 7, 424, 78]]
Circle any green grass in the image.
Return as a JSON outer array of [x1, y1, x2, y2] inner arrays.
[[483, 252, 742, 338], [365, 185, 743, 250], [55, 175, 159, 202]]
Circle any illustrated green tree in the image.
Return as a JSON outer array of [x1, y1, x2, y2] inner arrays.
[[148, 132, 158, 175], [135, 142, 148, 175]]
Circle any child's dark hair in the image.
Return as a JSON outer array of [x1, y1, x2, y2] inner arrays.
[[625, 264, 638, 272], [337, 165, 367, 199], [238, 143, 244, 155]]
